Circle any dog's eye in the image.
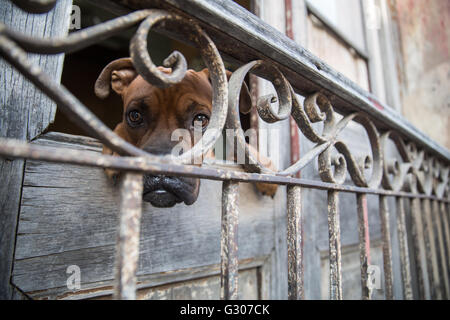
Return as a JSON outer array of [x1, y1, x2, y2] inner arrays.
[[128, 110, 143, 125], [192, 114, 209, 129]]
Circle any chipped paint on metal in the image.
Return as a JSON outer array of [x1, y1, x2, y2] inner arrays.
[[220, 180, 239, 300]]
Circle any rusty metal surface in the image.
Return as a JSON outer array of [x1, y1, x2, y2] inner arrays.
[[421, 199, 437, 299], [286, 185, 304, 300], [1, 136, 449, 205], [395, 197, 413, 299], [356, 194, 372, 300], [440, 202, 450, 284], [379, 196, 394, 300], [327, 190, 342, 300], [0, 1, 449, 301], [2, 136, 448, 203], [113, 172, 144, 300], [0, 9, 228, 164], [409, 197, 426, 299], [113, 0, 450, 162], [431, 200, 449, 299], [220, 181, 239, 300]]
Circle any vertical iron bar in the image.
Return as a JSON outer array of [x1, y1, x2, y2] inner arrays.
[[440, 202, 450, 281], [113, 172, 143, 300], [328, 190, 342, 300], [287, 185, 304, 299], [396, 197, 413, 299], [379, 196, 394, 300], [410, 197, 426, 299], [220, 180, 239, 300], [447, 203, 450, 234], [356, 193, 372, 299], [421, 199, 437, 299], [432, 200, 449, 299]]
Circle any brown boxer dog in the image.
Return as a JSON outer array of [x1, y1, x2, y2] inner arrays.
[[95, 58, 277, 208]]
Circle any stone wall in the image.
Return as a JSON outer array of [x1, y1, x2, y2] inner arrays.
[[393, 0, 450, 149]]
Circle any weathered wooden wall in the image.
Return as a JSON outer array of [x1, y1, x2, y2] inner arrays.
[[0, 0, 72, 299], [12, 133, 280, 299]]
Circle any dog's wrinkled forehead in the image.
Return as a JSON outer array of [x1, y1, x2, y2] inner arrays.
[[122, 69, 213, 111]]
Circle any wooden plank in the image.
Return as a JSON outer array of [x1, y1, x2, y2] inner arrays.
[[117, 268, 259, 300], [0, 0, 72, 299], [136, 268, 259, 300], [26, 256, 266, 299], [12, 133, 277, 296]]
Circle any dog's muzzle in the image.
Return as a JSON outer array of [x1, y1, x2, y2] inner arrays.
[[142, 174, 199, 208]]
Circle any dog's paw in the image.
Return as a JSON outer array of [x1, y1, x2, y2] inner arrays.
[[105, 168, 120, 185], [255, 182, 278, 198]]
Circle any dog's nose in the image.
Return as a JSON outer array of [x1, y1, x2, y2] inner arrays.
[[142, 145, 172, 156]]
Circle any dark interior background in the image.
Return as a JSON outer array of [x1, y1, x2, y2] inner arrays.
[[47, 0, 251, 137]]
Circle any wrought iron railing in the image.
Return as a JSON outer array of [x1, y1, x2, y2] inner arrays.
[[0, 0, 449, 300]]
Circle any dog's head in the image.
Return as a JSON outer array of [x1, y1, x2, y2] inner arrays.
[[95, 58, 251, 208]]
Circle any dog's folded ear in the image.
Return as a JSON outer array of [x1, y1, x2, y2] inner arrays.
[[201, 68, 253, 114], [95, 58, 138, 99], [225, 70, 253, 115]]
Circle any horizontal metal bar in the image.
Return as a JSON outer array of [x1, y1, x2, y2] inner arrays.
[[0, 137, 448, 201], [105, 0, 450, 162]]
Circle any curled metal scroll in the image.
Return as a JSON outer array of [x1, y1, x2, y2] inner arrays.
[[0, 3, 448, 194], [318, 113, 383, 188], [379, 129, 450, 197], [380, 131, 411, 192], [227, 61, 386, 188], [0, 9, 228, 164], [129, 10, 228, 163], [227, 60, 292, 173], [130, 11, 188, 88], [3, 10, 155, 54], [299, 93, 384, 188], [226, 60, 449, 195]]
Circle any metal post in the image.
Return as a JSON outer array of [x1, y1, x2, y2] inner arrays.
[[432, 200, 449, 299], [410, 197, 426, 299], [357, 193, 372, 299], [396, 197, 413, 299], [113, 172, 144, 300], [287, 185, 304, 299], [440, 202, 450, 282], [220, 180, 239, 300], [379, 196, 394, 299], [328, 190, 342, 300], [421, 199, 437, 299]]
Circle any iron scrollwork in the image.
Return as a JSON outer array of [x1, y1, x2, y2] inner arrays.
[[0, 2, 447, 194], [0, 0, 449, 301]]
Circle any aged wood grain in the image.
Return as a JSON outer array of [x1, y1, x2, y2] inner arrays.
[[12, 133, 278, 297], [0, 0, 72, 299]]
